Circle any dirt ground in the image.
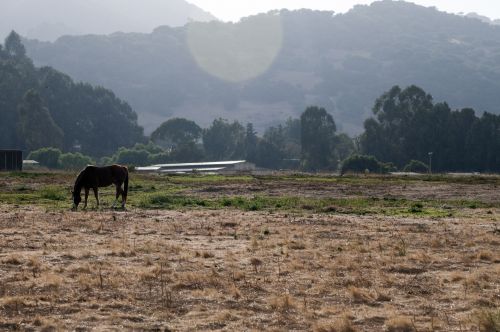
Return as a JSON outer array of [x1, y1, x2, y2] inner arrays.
[[0, 174, 499, 331]]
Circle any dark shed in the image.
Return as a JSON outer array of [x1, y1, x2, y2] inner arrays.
[[0, 150, 23, 171]]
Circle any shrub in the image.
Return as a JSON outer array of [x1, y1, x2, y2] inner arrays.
[[114, 147, 151, 167], [59, 152, 94, 170], [28, 147, 61, 169], [340, 154, 389, 175], [403, 160, 429, 173], [476, 309, 500, 332]]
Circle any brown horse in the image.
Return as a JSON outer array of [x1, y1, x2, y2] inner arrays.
[[72, 165, 128, 210]]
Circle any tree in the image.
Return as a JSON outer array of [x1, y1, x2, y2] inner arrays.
[[334, 133, 356, 162], [361, 85, 434, 167], [5, 31, 26, 58], [300, 106, 337, 171], [114, 148, 151, 167], [151, 118, 202, 149], [403, 160, 429, 173], [202, 118, 245, 161], [27, 147, 62, 169], [59, 152, 94, 170], [244, 123, 259, 162], [340, 155, 388, 175], [17, 89, 64, 151], [169, 142, 205, 163]]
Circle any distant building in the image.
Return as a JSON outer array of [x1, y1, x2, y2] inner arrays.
[[0, 150, 23, 171], [23, 160, 40, 170], [136, 160, 256, 174]]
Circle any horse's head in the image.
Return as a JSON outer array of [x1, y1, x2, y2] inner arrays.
[[72, 190, 81, 211]]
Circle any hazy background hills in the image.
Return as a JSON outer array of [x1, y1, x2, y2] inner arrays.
[[23, 0, 500, 134], [0, 0, 216, 42]]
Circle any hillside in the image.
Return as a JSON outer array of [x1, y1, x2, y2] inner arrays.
[[25, 0, 500, 134], [0, 0, 216, 42], [0, 32, 144, 157]]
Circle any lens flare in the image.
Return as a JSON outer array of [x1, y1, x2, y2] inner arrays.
[[187, 13, 283, 82]]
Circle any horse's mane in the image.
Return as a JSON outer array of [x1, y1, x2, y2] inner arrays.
[[73, 168, 87, 192]]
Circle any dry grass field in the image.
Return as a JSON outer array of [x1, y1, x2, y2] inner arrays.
[[0, 171, 499, 331]]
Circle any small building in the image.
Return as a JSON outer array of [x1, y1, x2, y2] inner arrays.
[[136, 160, 255, 174], [23, 160, 40, 170], [0, 150, 23, 171]]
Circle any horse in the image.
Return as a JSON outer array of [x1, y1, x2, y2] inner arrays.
[[72, 165, 128, 210]]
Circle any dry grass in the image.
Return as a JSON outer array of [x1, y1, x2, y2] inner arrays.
[[0, 174, 499, 331], [386, 316, 415, 332]]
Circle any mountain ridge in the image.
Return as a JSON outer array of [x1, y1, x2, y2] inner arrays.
[[24, 1, 500, 134], [0, 0, 217, 41]]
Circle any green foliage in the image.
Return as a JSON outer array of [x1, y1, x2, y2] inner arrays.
[[40, 186, 66, 201], [4, 31, 26, 58], [341, 154, 388, 175], [203, 118, 245, 161], [151, 118, 202, 148], [403, 160, 429, 173], [362, 85, 500, 172], [28, 147, 62, 169], [17, 89, 64, 151], [253, 118, 301, 169], [114, 148, 151, 167], [301, 106, 337, 171], [169, 142, 205, 163], [59, 152, 94, 170], [0, 35, 144, 156]]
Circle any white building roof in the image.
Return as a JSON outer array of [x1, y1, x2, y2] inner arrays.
[[152, 160, 246, 168]]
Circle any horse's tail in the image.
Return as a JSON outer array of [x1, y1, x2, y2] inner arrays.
[[123, 167, 129, 203]]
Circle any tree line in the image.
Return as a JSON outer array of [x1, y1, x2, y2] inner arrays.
[[4, 32, 499, 172], [0, 31, 144, 157], [19, 84, 500, 173]]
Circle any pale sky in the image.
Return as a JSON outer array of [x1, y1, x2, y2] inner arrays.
[[187, 0, 500, 22]]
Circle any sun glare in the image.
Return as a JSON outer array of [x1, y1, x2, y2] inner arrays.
[[186, 14, 283, 82]]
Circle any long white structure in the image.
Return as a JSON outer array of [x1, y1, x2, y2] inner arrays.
[[136, 160, 254, 174]]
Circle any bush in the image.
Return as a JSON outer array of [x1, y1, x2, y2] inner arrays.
[[114, 147, 151, 166], [403, 160, 429, 173], [340, 154, 388, 175], [59, 152, 94, 170], [27, 147, 61, 169]]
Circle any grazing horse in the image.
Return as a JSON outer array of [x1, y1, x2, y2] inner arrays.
[[72, 165, 128, 210]]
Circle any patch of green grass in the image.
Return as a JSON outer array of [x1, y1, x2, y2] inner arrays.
[[0, 171, 54, 179], [138, 194, 208, 209], [40, 186, 66, 201], [1, 171, 499, 217]]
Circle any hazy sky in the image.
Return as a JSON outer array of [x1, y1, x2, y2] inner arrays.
[[187, 0, 500, 22]]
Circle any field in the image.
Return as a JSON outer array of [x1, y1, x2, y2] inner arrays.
[[0, 171, 499, 331]]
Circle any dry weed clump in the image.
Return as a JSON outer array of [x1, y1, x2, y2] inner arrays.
[[2, 254, 23, 265], [39, 272, 64, 291], [477, 250, 494, 261], [385, 316, 415, 332], [348, 286, 375, 304], [313, 316, 358, 332], [173, 269, 223, 290], [1, 296, 27, 313], [33, 316, 62, 331], [269, 294, 296, 313], [475, 309, 500, 332]]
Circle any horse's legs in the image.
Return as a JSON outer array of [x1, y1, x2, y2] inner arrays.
[[93, 187, 99, 208], [113, 184, 122, 208], [83, 188, 89, 209], [121, 185, 127, 208]]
